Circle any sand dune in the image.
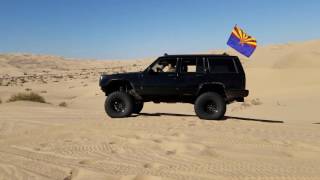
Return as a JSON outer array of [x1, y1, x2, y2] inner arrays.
[[1, 40, 320, 179]]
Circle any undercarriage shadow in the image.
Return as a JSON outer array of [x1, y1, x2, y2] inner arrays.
[[135, 113, 283, 123], [137, 112, 196, 117]]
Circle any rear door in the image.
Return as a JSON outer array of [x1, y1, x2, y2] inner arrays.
[[178, 56, 207, 98]]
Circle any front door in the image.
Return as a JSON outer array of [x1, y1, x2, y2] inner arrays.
[[141, 57, 179, 101]]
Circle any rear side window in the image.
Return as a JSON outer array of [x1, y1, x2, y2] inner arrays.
[[208, 57, 237, 73], [180, 57, 205, 73]]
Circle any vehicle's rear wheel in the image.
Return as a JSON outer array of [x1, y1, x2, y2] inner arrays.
[[105, 91, 134, 118], [194, 92, 226, 120], [133, 101, 144, 114]]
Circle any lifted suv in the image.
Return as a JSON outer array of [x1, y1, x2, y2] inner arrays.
[[99, 54, 249, 120]]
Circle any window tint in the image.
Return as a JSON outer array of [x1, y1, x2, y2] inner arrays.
[[209, 57, 237, 73], [180, 57, 205, 73]]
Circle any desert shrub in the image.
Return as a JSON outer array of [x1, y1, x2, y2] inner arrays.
[[251, 98, 262, 105], [59, 102, 67, 107], [0, 98, 2, 104], [7, 92, 46, 103]]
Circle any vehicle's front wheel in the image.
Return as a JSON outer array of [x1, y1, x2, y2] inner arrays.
[[194, 92, 226, 120], [133, 101, 144, 114], [105, 91, 134, 118]]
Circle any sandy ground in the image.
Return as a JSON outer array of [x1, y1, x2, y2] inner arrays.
[[1, 40, 320, 180]]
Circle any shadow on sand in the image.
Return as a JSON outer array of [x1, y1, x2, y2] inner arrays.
[[224, 116, 284, 123], [136, 113, 284, 123]]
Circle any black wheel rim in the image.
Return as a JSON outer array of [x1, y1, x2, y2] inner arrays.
[[111, 99, 126, 112], [204, 100, 218, 114]]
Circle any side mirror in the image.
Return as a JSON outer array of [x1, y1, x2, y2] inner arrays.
[[146, 67, 156, 74]]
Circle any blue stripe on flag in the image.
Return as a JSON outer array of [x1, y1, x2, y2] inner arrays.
[[227, 34, 256, 57]]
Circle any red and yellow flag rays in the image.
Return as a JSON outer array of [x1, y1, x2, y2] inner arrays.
[[232, 26, 257, 47]]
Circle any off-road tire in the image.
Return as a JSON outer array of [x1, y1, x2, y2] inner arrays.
[[105, 91, 134, 118], [133, 101, 144, 114], [194, 92, 226, 120]]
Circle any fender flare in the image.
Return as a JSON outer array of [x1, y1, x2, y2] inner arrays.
[[196, 82, 226, 96], [103, 79, 142, 100], [104, 79, 136, 91]]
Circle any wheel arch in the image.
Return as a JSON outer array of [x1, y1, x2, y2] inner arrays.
[[197, 82, 226, 98], [102, 79, 135, 96]]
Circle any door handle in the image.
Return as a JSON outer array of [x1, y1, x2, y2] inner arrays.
[[168, 74, 177, 77], [196, 74, 204, 77]]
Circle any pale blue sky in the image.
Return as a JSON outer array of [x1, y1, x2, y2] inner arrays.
[[0, 0, 319, 59]]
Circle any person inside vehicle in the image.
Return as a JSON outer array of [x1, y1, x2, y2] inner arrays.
[[152, 64, 163, 72], [166, 63, 176, 72]]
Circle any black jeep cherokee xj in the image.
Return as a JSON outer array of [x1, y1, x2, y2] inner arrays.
[[99, 54, 249, 120]]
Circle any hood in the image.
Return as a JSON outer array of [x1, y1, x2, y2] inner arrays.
[[99, 72, 142, 87], [101, 72, 141, 78]]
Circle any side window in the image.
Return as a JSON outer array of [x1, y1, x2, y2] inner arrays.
[[151, 57, 177, 73], [209, 57, 237, 73], [180, 57, 205, 73]]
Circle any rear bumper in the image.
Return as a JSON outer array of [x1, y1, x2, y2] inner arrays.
[[226, 89, 249, 102]]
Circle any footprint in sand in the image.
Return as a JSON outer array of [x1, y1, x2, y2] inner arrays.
[[64, 139, 73, 143], [78, 159, 95, 165], [170, 132, 186, 139], [143, 162, 162, 169], [199, 147, 220, 158], [33, 147, 41, 151], [162, 141, 207, 156], [153, 139, 162, 143], [39, 143, 48, 147], [166, 150, 177, 155]]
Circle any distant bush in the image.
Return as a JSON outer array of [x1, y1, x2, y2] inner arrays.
[[251, 98, 262, 106], [0, 98, 2, 104], [59, 102, 67, 107], [7, 92, 46, 103]]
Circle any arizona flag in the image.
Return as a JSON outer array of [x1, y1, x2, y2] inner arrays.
[[227, 25, 257, 57]]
